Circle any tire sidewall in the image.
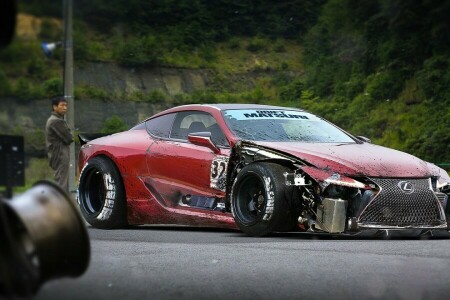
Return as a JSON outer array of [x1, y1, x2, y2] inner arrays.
[[231, 162, 290, 236], [78, 156, 126, 229]]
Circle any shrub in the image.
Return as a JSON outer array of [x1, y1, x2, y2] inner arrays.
[[173, 93, 192, 105], [198, 45, 217, 63], [39, 18, 62, 40], [246, 37, 266, 53], [416, 55, 450, 102], [101, 115, 128, 134], [42, 77, 63, 98], [128, 90, 146, 102], [227, 37, 240, 49], [144, 89, 167, 103], [279, 80, 304, 102], [334, 74, 365, 99], [365, 71, 403, 101], [27, 56, 46, 79], [190, 90, 218, 103], [279, 62, 289, 71], [75, 84, 108, 100], [0, 71, 12, 96], [114, 35, 162, 67], [14, 78, 33, 100], [272, 39, 286, 53]]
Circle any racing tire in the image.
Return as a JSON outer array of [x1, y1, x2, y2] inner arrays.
[[231, 162, 298, 236], [78, 156, 127, 229]]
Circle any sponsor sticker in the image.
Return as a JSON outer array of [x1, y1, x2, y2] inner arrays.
[[224, 110, 320, 121], [210, 156, 229, 191]]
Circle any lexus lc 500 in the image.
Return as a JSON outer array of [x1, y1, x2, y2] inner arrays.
[[77, 104, 450, 237]]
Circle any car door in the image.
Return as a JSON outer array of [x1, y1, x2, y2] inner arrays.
[[145, 111, 230, 208]]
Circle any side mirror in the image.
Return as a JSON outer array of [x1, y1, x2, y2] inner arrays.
[[188, 132, 220, 154], [356, 136, 371, 143]]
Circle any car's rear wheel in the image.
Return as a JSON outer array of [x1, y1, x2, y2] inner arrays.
[[78, 156, 127, 229], [231, 162, 298, 236]]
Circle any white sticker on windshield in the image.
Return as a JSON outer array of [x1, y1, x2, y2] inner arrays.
[[224, 110, 320, 121]]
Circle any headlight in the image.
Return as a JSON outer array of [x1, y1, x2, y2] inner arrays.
[[324, 173, 368, 189], [437, 176, 450, 193]]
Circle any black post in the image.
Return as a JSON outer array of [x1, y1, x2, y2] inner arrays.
[[0, 135, 25, 198]]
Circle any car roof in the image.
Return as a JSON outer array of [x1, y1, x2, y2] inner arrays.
[[140, 104, 306, 124], [176, 103, 305, 111]]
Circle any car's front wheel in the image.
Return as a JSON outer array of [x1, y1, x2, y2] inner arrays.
[[231, 162, 298, 236], [78, 156, 127, 229]]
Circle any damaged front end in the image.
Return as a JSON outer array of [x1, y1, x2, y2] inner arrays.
[[229, 141, 450, 237]]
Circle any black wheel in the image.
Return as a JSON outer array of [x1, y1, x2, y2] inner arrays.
[[78, 156, 127, 229], [231, 162, 298, 236]]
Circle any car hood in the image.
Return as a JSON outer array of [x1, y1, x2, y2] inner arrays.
[[256, 141, 433, 178]]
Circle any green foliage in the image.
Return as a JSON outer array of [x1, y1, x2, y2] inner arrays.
[[416, 55, 450, 103], [73, 0, 324, 40], [14, 78, 39, 101], [23, 158, 54, 191], [5, 0, 450, 166], [365, 71, 403, 101], [21, 128, 47, 156], [128, 90, 146, 102], [73, 27, 92, 62], [227, 37, 240, 50], [198, 45, 217, 63], [101, 115, 128, 134], [278, 80, 304, 102], [297, 0, 450, 165], [0, 71, 12, 97], [272, 39, 286, 53], [26, 56, 47, 79], [74, 84, 108, 100], [114, 35, 162, 67], [173, 93, 192, 105], [333, 74, 365, 100], [39, 18, 62, 40], [42, 77, 63, 98], [144, 89, 167, 103], [129, 89, 169, 103], [246, 37, 266, 53]]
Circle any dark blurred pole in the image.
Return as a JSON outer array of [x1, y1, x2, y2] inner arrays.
[[0, 1, 16, 199], [0, 0, 16, 48], [63, 0, 76, 195]]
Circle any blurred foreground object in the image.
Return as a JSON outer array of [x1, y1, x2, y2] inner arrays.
[[0, 0, 16, 49], [0, 181, 90, 297]]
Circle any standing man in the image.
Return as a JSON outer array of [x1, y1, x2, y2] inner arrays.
[[45, 96, 73, 192]]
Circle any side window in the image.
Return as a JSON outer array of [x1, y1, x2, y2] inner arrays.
[[170, 111, 229, 146], [145, 113, 176, 138]]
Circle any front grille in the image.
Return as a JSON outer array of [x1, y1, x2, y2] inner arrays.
[[358, 178, 444, 227], [435, 192, 447, 207]]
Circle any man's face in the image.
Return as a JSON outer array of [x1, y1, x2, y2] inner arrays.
[[53, 101, 68, 116]]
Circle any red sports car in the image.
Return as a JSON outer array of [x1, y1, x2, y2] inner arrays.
[[77, 104, 450, 237]]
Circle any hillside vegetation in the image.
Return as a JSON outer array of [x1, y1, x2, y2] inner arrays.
[[1, 0, 449, 166]]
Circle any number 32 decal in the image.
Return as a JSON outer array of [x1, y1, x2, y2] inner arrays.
[[210, 156, 229, 191]]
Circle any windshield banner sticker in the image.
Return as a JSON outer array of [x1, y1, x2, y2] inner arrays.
[[224, 110, 319, 121]]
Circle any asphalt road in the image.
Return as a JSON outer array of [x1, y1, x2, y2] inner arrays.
[[34, 226, 450, 300]]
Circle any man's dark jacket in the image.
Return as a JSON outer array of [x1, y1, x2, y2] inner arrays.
[[45, 112, 73, 170]]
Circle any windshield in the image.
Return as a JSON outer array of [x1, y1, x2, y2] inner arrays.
[[222, 109, 355, 143]]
